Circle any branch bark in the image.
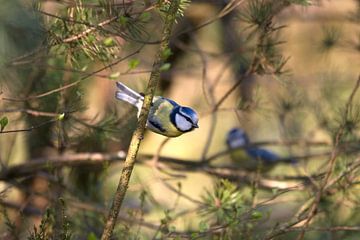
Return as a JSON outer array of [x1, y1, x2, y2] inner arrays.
[[100, 2, 181, 239]]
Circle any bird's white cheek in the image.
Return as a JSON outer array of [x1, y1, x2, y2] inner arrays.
[[175, 114, 192, 131], [229, 138, 246, 149]]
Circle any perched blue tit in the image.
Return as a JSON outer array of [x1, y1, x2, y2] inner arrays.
[[226, 128, 284, 171], [115, 82, 199, 137]]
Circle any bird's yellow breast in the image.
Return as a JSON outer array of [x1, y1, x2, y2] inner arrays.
[[229, 149, 275, 172], [229, 149, 260, 171], [147, 97, 183, 137]]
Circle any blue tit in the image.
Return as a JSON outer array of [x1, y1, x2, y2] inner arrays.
[[226, 128, 282, 171], [115, 82, 199, 137]]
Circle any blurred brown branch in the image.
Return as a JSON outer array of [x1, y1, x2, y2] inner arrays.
[[40, 0, 135, 8], [2, 149, 360, 190]]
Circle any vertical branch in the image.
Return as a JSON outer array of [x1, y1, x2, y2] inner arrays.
[[100, 1, 181, 240], [192, 37, 217, 161]]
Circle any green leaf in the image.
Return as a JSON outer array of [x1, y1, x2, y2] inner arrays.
[[81, 65, 88, 71], [251, 210, 263, 220], [128, 59, 140, 70], [289, 0, 312, 6], [87, 232, 98, 240], [76, 90, 84, 98], [191, 233, 199, 238], [119, 15, 128, 25], [199, 221, 209, 232], [58, 113, 65, 121], [87, 34, 96, 42], [109, 72, 120, 80], [103, 37, 115, 47], [140, 12, 151, 21], [162, 47, 173, 60], [169, 225, 176, 233], [159, 63, 171, 72], [0, 116, 8, 132]]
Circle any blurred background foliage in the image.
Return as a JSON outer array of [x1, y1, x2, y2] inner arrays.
[[0, 0, 360, 239]]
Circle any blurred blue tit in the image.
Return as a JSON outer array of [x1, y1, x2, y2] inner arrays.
[[115, 82, 199, 137], [226, 128, 285, 171]]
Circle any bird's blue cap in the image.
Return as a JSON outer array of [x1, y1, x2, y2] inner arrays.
[[227, 128, 250, 148], [179, 106, 199, 128]]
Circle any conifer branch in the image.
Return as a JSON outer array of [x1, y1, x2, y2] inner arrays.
[[100, 1, 181, 239]]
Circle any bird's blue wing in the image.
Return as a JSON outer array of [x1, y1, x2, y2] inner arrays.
[[246, 148, 279, 163], [147, 117, 166, 133]]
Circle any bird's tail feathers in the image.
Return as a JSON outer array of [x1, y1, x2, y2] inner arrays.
[[115, 82, 143, 111]]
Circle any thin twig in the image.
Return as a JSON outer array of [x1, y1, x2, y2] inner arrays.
[[296, 75, 360, 240], [2, 47, 142, 102], [0, 118, 58, 134], [0, 108, 61, 117]]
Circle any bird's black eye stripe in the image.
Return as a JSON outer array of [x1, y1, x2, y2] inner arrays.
[[178, 112, 193, 125]]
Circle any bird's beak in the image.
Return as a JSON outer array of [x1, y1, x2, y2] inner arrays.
[[193, 123, 199, 128]]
